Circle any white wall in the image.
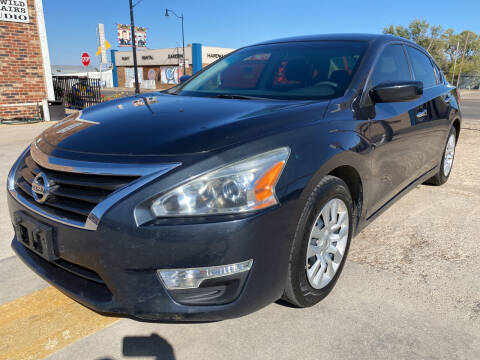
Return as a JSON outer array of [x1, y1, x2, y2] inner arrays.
[[115, 47, 192, 67], [201, 46, 235, 64], [57, 69, 114, 88], [114, 45, 236, 67]]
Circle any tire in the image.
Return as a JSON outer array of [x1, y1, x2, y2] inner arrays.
[[283, 175, 354, 308], [425, 127, 457, 186]]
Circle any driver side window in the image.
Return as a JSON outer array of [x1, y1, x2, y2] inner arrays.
[[371, 45, 411, 87]]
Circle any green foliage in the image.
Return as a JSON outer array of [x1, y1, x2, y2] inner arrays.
[[383, 19, 480, 83]]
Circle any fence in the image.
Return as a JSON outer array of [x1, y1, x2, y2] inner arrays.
[[458, 75, 480, 90], [52, 76, 102, 109]]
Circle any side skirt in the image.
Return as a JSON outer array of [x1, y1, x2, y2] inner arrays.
[[355, 166, 438, 234]]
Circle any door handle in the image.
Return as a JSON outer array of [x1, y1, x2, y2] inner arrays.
[[416, 109, 428, 119]]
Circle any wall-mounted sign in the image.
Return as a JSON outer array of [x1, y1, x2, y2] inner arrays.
[[161, 66, 179, 85], [0, 0, 29, 23], [202, 47, 234, 64], [147, 69, 157, 81], [207, 53, 223, 59], [142, 55, 153, 60], [168, 54, 184, 59]]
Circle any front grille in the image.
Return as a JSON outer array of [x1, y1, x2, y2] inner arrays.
[[15, 152, 138, 224]]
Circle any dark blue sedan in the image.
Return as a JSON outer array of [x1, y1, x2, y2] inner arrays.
[[7, 34, 461, 321]]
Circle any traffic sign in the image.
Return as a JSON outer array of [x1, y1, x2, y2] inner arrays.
[[81, 52, 90, 67]]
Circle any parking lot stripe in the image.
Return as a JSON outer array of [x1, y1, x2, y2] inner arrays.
[[0, 286, 118, 360], [0, 256, 49, 306]]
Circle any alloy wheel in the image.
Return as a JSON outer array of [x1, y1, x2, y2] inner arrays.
[[443, 133, 456, 177], [305, 198, 349, 289]]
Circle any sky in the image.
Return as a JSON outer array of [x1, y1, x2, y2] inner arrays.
[[43, 0, 480, 67]]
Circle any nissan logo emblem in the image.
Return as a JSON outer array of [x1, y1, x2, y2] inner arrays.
[[31, 172, 53, 204]]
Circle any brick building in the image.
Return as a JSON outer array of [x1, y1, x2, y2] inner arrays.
[[0, 0, 53, 122]]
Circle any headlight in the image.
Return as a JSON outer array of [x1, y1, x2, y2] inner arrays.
[[150, 147, 290, 217]]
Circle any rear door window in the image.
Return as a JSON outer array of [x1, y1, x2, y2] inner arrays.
[[371, 44, 411, 87], [405, 46, 437, 88]]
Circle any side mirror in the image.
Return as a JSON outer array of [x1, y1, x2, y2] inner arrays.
[[370, 81, 423, 103], [179, 75, 191, 84]]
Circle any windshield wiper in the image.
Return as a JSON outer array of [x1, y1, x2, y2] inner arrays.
[[214, 94, 268, 100]]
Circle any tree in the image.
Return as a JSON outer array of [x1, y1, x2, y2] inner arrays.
[[383, 19, 480, 85]]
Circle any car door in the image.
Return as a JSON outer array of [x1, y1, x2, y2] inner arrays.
[[405, 45, 451, 170], [406, 45, 450, 173], [366, 43, 427, 217]]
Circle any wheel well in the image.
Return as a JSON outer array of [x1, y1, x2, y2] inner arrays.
[[453, 119, 461, 141], [328, 165, 363, 229]]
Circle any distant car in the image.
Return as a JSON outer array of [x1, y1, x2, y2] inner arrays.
[[7, 34, 461, 321]]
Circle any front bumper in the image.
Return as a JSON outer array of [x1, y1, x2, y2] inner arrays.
[[8, 191, 294, 321]]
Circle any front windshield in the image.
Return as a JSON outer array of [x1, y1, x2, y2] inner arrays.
[[172, 41, 368, 100]]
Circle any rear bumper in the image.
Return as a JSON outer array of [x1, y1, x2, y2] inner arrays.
[[8, 192, 295, 321]]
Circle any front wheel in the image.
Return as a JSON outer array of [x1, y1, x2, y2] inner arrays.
[[425, 127, 457, 186], [283, 176, 353, 308]]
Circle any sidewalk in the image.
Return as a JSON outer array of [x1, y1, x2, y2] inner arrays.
[[460, 89, 480, 99]]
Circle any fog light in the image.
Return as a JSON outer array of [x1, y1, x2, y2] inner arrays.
[[157, 259, 253, 290]]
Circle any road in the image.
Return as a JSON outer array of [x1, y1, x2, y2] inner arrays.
[[101, 87, 168, 98], [1, 100, 479, 360], [101, 88, 136, 97], [460, 98, 480, 121]]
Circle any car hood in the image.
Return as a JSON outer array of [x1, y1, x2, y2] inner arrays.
[[39, 93, 328, 156]]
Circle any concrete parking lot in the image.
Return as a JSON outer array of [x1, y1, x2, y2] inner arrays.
[[0, 99, 479, 360]]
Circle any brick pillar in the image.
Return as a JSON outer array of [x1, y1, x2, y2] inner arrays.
[[0, 0, 49, 121]]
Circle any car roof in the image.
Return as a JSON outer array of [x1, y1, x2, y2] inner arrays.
[[251, 33, 408, 46]]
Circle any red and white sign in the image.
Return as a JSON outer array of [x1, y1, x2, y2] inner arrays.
[[81, 52, 90, 67]]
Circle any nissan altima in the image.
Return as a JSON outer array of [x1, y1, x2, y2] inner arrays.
[[7, 34, 461, 321]]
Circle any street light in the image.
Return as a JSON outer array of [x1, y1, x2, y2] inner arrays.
[[165, 8, 186, 75]]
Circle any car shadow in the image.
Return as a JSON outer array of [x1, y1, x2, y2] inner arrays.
[[97, 333, 176, 360], [274, 298, 299, 308], [123, 333, 176, 359]]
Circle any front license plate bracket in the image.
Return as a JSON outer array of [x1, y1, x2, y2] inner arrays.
[[14, 212, 58, 261]]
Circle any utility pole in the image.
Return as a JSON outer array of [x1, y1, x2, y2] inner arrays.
[[177, 46, 180, 67], [181, 14, 185, 75], [456, 32, 471, 89], [129, 0, 140, 95], [450, 41, 460, 83]]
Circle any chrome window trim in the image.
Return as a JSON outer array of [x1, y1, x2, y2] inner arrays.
[[8, 146, 180, 231]]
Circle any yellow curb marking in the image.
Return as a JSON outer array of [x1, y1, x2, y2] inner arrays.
[[0, 286, 119, 360]]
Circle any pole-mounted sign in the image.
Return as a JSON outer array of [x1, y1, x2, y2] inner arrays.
[[97, 23, 107, 65]]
